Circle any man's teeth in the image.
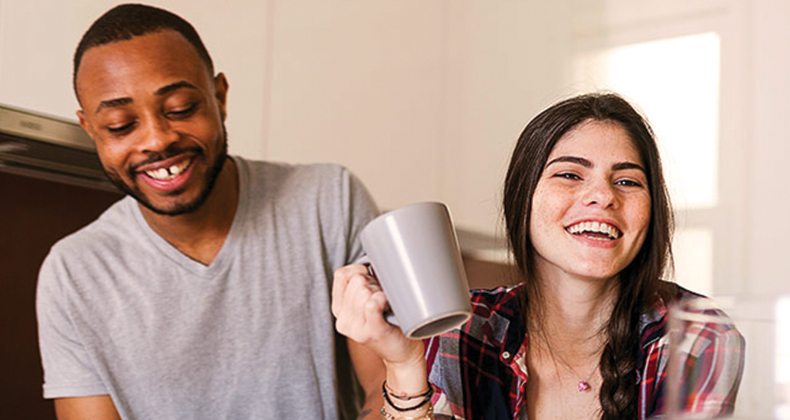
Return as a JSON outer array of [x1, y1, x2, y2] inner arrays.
[[145, 160, 190, 180], [566, 221, 621, 240]]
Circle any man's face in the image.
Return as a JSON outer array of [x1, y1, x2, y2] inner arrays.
[[76, 30, 229, 216]]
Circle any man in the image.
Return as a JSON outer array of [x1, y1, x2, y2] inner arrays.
[[36, 4, 383, 419]]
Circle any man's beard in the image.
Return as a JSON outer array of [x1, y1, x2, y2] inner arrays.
[[103, 126, 229, 217]]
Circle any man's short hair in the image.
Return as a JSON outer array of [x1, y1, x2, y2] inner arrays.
[[73, 3, 214, 99]]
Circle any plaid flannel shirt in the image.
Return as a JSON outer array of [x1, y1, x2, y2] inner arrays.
[[424, 283, 745, 419]]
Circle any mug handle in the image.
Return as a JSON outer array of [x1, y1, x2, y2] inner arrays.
[[357, 256, 399, 326]]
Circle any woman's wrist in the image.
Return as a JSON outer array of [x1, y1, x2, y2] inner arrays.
[[380, 377, 434, 419], [383, 353, 428, 396]]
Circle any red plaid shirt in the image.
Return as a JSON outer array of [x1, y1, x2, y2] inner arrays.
[[424, 283, 745, 419]]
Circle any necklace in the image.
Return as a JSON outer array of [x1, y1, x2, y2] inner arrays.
[[536, 334, 599, 392], [551, 349, 599, 392]]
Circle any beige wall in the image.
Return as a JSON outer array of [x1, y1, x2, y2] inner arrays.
[[0, 0, 787, 295], [0, 0, 269, 159], [747, 0, 790, 294]]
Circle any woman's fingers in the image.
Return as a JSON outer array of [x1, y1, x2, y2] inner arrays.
[[364, 291, 392, 336], [331, 263, 368, 318], [332, 264, 423, 368], [333, 264, 391, 342]]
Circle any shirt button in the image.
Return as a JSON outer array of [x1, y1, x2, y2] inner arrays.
[[502, 351, 511, 360]]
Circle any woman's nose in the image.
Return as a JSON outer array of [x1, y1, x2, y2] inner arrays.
[[582, 178, 617, 208]]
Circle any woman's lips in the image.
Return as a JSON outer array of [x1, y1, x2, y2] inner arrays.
[[565, 220, 622, 240]]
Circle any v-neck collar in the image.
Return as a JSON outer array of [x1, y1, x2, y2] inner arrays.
[[130, 156, 249, 278]]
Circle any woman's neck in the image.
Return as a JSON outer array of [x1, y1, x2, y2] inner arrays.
[[530, 274, 619, 352]]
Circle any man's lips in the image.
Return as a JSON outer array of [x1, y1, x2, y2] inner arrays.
[[136, 156, 193, 181], [142, 158, 192, 181]]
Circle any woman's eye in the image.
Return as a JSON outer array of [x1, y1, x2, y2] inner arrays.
[[615, 179, 643, 187], [554, 172, 581, 180]]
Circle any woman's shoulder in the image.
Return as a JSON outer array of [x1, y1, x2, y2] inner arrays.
[[469, 283, 525, 320], [430, 283, 527, 350], [641, 281, 742, 346]]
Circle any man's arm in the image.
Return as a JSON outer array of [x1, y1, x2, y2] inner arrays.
[[54, 395, 121, 420], [348, 338, 386, 419]]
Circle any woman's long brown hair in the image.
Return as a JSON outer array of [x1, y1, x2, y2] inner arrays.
[[502, 93, 674, 419]]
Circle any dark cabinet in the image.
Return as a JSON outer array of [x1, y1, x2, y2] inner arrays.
[[1, 171, 121, 419]]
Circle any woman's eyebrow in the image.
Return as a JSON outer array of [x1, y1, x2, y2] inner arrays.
[[546, 156, 646, 173], [545, 156, 592, 168], [612, 162, 646, 173]]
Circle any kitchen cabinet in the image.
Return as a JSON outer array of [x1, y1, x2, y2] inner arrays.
[[0, 171, 122, 419]]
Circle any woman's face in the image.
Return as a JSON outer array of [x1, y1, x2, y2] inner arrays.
[[529, 119, 651, 283]]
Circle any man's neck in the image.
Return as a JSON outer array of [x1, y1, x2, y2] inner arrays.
[[140, 158, 239, 265]]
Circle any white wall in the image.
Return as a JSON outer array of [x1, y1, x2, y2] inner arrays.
[[0, 0, 787, 295], [0, 0, 270, 158], [747, 0, 790, 295], [265, 1, 573, 236], [265, 1, 449, 214]]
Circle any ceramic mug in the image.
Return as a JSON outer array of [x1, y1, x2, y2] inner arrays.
[[360, 202, 472, 338]]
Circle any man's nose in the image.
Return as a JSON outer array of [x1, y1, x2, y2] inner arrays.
[[139, 116, 178, 152]]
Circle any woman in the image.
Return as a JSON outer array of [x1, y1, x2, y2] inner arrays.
[[332, 93, 744, 419]]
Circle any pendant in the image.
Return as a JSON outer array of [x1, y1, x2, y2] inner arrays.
[[578, 381, 590, 392]]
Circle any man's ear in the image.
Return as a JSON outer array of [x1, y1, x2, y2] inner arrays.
[[77, 109, 90, 135], [213, 72, 229, 121], [76, 109, 98, 143]]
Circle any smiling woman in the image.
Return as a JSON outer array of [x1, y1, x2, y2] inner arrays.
[[332, 92, 745, 420], [529, 119, 652, 285]]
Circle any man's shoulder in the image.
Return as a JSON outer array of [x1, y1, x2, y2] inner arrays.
[[239, 157, 362, 206], [46, 196, 136, 260], [240, 157, 347, 181]]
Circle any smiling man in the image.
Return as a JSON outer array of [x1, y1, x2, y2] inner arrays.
[[36, 4, 383, 419]]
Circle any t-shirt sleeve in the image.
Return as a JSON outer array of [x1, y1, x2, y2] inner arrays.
[[37, 250, 107, 399], [340, 167, 379, 265]]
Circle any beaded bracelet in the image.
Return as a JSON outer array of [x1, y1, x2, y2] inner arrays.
[[381, 380, 434, 412], [380, 404, 434, 420]]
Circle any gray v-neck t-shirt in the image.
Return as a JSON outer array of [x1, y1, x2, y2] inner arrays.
[[37, 157, 378, 419]]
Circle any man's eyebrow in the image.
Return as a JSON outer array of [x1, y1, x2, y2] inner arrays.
[[93, 81, 199, 114], [156, 81, 199, 96], [95, 97, 132, 114]]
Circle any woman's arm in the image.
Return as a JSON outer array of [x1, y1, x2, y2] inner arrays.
[[54, 395, 122, 420], [332, 264, 433, 418]]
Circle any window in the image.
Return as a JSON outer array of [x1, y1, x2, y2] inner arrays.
[[574, 32, 721, 294]]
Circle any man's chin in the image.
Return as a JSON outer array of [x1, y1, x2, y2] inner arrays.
[[104, 142, 228, 218], [134, 191, 210, 216]]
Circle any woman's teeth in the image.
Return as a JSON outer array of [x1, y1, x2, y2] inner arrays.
[[145, 159, 191, 181], [566, 221, 621, 240]]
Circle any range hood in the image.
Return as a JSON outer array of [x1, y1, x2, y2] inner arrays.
[[0, 103, 115, 190]]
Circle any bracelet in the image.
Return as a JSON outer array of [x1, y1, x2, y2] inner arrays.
[[383, 380, 432, 401], [380, 404, 434, 420], [382, 380, 434, 412]]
